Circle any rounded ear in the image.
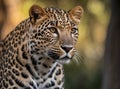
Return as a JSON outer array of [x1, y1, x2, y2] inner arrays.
[[29, 5, 46, 23], [68, 6, 83, 24]]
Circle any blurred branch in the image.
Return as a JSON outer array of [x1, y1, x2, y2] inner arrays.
[[0, 0, 7, 40], [0, 0, 22, 39]]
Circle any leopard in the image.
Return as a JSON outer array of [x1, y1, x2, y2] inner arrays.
[[0, 4, 83, 89]]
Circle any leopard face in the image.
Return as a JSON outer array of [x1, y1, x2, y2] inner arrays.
[[28, 5, 83, 64]]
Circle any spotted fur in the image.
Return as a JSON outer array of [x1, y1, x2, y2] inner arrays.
[[0, 5, 83, 89]]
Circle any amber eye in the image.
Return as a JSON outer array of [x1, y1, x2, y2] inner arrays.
[[49, 27, 57, 33], [71, 28, 78, 34], [48, 27, 59, 38]]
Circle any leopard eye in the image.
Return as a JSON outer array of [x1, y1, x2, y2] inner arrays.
[[48, 27, 58, 37], [71, 28, 78, 34], [49, 27, 58, 33]]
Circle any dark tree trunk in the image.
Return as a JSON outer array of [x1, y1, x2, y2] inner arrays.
[[102, 0, 120, 89]]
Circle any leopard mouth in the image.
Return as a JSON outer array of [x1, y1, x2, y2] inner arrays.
[[57, 56, 71, 64], [47, 51, 71, 64]]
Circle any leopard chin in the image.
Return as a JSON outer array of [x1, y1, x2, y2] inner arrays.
[[57, 58, 71, 64], [47, 51, 71, 64]]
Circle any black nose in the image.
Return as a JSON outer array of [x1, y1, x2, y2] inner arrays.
[[61, 46, 73, 53]]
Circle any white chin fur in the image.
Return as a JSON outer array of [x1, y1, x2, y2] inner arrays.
[[57, 59, 70, 64]]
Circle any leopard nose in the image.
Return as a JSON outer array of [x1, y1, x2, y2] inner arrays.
[[61, 45, 73, 53]]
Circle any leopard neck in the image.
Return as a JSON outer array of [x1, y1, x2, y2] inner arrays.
[[18, 44, 63, 79]]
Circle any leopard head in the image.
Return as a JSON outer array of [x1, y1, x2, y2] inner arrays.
[[28, 5, 83, 64]]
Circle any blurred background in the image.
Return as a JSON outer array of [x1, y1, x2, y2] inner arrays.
[[0, 0, 110, 89]]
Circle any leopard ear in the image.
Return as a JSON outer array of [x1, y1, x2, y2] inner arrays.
[[29, 5, 46, 24], [68, 6, 83, 24]]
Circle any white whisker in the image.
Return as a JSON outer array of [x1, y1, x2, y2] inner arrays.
[[72, 52, 84, 65]]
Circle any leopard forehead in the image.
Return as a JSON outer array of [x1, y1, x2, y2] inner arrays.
[[29, 5, 83, 28], [45, 7, 71, 25]]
